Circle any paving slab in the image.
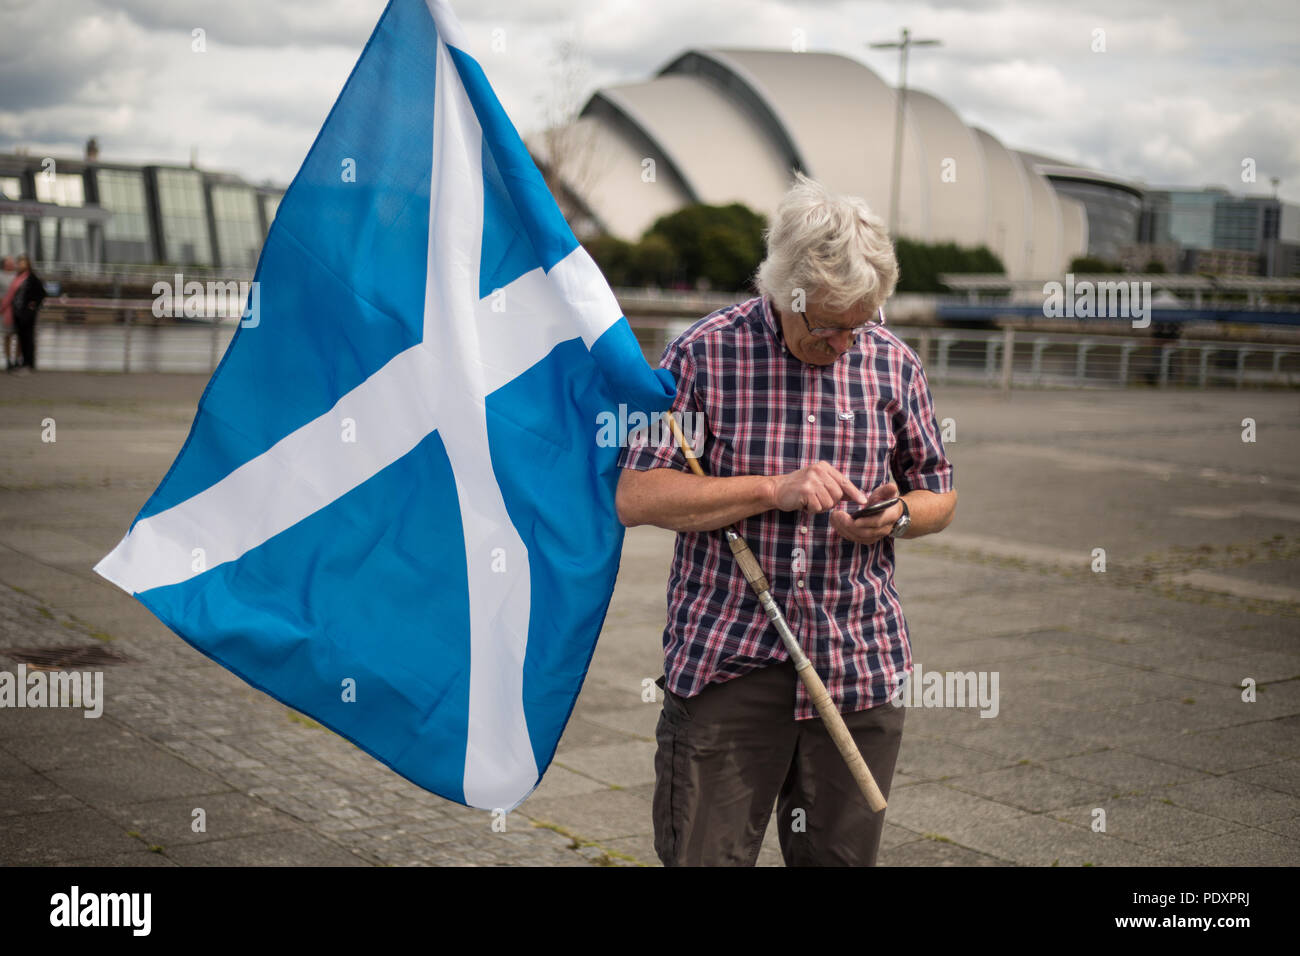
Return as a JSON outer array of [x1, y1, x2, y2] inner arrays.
[[43, 741, 234, 807], [517, 788, 653, 843], [1173, 826, 1300, 866], [882, 782, 1031, 845], [161, 829, 369, 866], [0, 808, 144, 864], [1049, 795, 1247, 852], [948, 764, 1118, 814], [1227, 758, 1300, 798], [552, 740, 659, 789], [878, 838, 1011, 866], [950, 814, 1190, 867], [1121, 729, 1289, 775], [96, 791, 302, 847], [1042, 749, 1212, 792], [1162, 776, 1300, 827], [894, 736, 1011, 780]]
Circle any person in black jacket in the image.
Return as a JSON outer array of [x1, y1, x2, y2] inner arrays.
[[9, 254, 46, 372]]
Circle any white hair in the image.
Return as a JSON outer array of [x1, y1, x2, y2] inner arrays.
[[755, 172, 898, 315]]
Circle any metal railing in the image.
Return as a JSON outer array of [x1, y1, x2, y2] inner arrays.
[[32, 318, 238, 374], [895, 327, 1300, 388], [17, 315, 1300, 388]]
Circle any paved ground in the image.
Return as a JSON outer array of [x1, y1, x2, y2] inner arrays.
[[1, 371, 1298, 866]]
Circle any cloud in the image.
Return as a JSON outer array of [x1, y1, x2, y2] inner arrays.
[[0, 0, 1296, 205], [107, 0, 382, 49]]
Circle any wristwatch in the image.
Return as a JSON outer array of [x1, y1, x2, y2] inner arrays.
[[889, 498, 911, 538]]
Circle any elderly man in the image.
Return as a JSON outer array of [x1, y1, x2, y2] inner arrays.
[[614, 173, 956, 867]]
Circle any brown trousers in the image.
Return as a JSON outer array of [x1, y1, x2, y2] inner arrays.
[[653, 660, 905, 866]]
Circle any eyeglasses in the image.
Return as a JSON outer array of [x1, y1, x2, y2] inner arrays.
[[798, 306, 886, 339]]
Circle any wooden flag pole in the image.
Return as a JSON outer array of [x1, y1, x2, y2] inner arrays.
[[662, 412, 888, 813]]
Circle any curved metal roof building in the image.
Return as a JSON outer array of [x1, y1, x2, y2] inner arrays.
[[531, 48, 1092, 278]]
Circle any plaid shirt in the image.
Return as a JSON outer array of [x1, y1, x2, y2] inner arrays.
[[617, 294, 954, 719]]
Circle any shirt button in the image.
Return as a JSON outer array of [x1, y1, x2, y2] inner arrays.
[[807, 414, 815, 423], [797, 579, 805, 588], [799, 526, 807, 534]]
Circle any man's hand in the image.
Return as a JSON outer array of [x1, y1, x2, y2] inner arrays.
[[772, 461, 869, 513], [829, 481, 902, 546]]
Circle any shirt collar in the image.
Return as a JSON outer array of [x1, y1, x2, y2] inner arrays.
[[758, 294, 790, 353]]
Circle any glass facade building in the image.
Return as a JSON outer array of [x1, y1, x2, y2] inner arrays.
[[154, 167, 213, 265], [0, 152, 287, 269], [211, 184, 263, 270], [1213, 198, 1273, 252], [96, 168, 152, 263], [1139, 188, 1300, 275], [1165, 191, 1219, 250], [34, 171, 91, 265], [0, 175, 23, 258], [261, 194, 281, 234], [1045, 178, 1143, 262]]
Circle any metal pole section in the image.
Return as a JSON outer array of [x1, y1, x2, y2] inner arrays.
[[936, 334, 954, 382], [869, 29, 941, 238], [1118, 342, 1137, 386], [888, 33, 908, 238], [123, 309, 133, 373], [1000, 327, 1015, 391], [1076, 341, 1093, 384], [1032, 338, 1049, 384]]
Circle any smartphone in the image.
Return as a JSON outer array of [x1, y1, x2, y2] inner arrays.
[[850, 496, 900, 520]]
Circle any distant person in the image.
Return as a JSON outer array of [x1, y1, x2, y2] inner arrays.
[[7, 254, 46, 373], [0, 255, 21, 370]]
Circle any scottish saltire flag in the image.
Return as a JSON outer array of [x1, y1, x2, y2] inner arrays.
[[94, 0, 674, 811]]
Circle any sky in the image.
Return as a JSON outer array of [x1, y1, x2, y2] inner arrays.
[[2, 0, 1298, 202]]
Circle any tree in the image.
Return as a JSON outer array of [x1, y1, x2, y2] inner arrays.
[[584, 234, 633, 287], [894, 239, 1005, 292], [1069, 255, 1124, 273], [627, 234, 674, 287], [534, 36, 599, 231], [643, 202, 767, 291]]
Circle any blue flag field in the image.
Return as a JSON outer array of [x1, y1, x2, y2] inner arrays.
[[94, 0, 674, 811]]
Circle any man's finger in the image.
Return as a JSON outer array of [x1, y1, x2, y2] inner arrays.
[[865, 481, 899, 505], [831, 467, 869, 505], [830, 511, 861, 539], [832, 510, 880, 543]]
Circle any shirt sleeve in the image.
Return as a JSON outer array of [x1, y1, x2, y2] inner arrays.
[[891, 361, 954, 494], [616, 339, 701, 473]]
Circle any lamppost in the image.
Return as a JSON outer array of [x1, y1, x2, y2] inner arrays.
[[868, 28, 941, 237]]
